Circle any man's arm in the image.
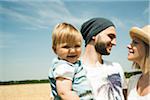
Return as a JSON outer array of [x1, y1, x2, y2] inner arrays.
[[56, 77, 80, 100]]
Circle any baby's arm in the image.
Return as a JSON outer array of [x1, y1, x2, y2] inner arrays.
[[56, 77, 80, 100]]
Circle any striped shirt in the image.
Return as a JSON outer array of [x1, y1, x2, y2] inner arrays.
[[48, 58, 94, 100]]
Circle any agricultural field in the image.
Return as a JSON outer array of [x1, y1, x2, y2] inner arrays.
[[0, 71, 141, 100], [0, 83, 52, 100]]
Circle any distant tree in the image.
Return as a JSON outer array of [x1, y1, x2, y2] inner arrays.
[[0, 79, 49, 85]]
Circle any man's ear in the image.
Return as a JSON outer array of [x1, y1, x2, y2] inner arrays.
[[92, 36, 96, 41]]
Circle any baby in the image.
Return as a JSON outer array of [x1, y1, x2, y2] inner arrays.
[[48, 22, 94, 100]]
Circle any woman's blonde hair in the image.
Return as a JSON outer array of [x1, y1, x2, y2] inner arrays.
[[52, 22, 82, 52], [133, 41, 150, 73]]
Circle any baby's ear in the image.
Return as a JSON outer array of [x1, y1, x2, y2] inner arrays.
[[52, 46, 56, 54]]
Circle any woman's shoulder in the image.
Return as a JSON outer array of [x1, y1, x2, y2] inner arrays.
[[128, 73, 142, 86], [129, 73, 141, 80]]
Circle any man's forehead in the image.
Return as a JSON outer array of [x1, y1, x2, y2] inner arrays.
[[97, 27, 116, 36]]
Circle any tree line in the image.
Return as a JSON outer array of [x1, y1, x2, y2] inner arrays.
[[0, 71, 141, 85]]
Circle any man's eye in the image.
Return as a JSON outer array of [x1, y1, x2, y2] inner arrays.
[[75, 45, 81, 48], [108, 34, 115, 40]]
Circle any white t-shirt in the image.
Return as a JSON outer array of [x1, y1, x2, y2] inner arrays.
[[128, 74, 150, 100], [83, 60, 126, 100]]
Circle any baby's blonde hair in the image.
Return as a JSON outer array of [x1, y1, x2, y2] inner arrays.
[[52, 22, 82, 52]]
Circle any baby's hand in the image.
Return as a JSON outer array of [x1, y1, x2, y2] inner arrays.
[[50, 96, 54, 100]]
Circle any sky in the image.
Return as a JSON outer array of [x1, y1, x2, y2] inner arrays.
[[0, 0, 149, 81]]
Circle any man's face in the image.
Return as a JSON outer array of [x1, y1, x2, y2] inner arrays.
[[94, 26, 116, 55]]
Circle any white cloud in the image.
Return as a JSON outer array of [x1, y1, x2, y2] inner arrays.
[[111, 17, 125, 29], [0, 0, 82, 30], [0, 32, 18, 49], [143, 7, 149, 15], [0, 0, 84, 48]]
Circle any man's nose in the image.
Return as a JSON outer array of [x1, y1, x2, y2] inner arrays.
[[111, 38, 116, 46]]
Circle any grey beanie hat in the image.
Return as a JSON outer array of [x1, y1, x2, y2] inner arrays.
[[80, 18, 115, 46]]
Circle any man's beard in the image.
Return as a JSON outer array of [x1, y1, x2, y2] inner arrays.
[[95, 42, 110, 55]]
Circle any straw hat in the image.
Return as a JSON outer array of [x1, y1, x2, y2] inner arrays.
[[129, 25, 150, 45]]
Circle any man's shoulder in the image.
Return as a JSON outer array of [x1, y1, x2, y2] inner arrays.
[[104, 60, 121, 67], [103, 60, 124, 73]]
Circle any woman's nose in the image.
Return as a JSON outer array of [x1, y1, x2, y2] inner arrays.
[[127, 44, 131, 49]]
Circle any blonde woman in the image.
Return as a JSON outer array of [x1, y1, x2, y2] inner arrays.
[[127, 25, 150, 100]]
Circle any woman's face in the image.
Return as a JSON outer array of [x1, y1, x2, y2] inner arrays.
[[127, 37, 146, 63]]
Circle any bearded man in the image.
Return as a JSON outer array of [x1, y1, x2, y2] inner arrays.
[[80, 18, 127, 100]]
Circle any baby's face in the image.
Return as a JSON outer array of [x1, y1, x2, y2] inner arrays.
[[55, 42, 82, 63]]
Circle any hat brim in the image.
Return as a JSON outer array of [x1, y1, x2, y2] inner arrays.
[[129, 27, 150, 45]]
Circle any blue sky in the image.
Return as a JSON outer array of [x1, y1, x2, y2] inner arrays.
[[0, 0, 149, 81]]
